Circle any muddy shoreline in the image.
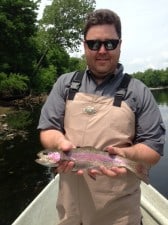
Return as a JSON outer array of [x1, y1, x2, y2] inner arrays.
[[0, 94, 47, 109]]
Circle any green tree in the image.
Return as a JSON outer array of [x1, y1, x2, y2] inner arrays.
[[33, 65, 57, 94], [0, 0, 40, 75], [69, 55, 87, 72], [46, 45, 70, 75], [39, 0, 96, 52], [0, 72, 29, 99], [132, 68, 168, 87], [160, 68, 168, 86], [32, 0, 95, 93]]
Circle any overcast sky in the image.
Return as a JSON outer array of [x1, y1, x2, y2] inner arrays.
[[38, 0, 168, 73]]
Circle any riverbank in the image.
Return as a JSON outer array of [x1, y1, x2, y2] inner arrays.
[[0, 94, 47, 142], [0, 94, 47, 109], [0, 109, 29, 142], [0, 106, 13, 114]]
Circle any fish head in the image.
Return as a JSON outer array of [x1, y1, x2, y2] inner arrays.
[[35, 150, 61, 167]]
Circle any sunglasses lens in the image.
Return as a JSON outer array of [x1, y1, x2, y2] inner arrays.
[[86, 40, 101, 50], [86, 40, 119, 51], [105, 40, 118, 50]]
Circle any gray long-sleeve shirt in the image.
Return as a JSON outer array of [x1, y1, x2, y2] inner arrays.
[[38, 64, 166, 155]]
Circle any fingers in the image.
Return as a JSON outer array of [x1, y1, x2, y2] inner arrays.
[[104, 145, 126, 158], [100, 166, 127, 177], [104, 145, 119, 154], [57, 161, 75, 173], [59, 142, 75, 151], [76, 170, 84, 175], [57, 137, 76, 151], [87, 168, 103, 179]]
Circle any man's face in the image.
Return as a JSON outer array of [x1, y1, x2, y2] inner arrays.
[[84, 24, 121, 80]]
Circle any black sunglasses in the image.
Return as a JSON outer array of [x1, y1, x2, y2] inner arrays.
[[85, 39, 120, 51]]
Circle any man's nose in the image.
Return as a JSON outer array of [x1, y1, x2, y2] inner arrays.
[[98, 43, 107, 53]]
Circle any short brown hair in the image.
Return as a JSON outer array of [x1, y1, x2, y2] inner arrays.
[[84, 9, 121, 39]]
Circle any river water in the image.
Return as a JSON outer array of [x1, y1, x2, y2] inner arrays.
[[0, 89, 168, 225], [149, 89, 168, 198]]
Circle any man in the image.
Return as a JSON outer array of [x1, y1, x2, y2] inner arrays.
[[38, 9, 165, 225]]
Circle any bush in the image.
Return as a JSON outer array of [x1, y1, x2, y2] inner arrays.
[[0, 72, 29, 98], [6, 111, 32, 130]]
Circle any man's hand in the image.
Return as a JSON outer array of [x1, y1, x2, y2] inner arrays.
[[56, 161, 75, 173], [76, 166, 127, 179], [84, 145, 127, 178], [99, 166, 127, 177], [82, 166, 127, 179]]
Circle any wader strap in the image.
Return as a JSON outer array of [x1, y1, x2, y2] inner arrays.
[[68, 71, 131, 105], [113, 74, 131, 107], [67, 71, 84, 100]]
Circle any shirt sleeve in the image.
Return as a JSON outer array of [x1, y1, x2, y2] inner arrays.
[[37, 73, 72, 133], [130, 79, 166, 155]]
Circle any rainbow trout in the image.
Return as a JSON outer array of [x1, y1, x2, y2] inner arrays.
[[35, 146, 150, 183]]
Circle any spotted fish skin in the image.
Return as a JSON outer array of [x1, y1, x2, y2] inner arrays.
[[35, 146, 150, 184]]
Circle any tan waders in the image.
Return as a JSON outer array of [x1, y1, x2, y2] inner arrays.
[[57, 93, 141, 225]]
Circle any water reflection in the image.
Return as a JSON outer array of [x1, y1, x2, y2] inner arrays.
[[152, 89, 168, 105], [150, 90, 168, 198]]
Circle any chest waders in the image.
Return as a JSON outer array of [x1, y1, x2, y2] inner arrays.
[[56, 72, 142, 225]]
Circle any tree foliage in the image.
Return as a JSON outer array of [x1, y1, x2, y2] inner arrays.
[[69, 55, 87, 72], [0, 0, 96, 97], [0, 0, 39, 75], [31, 0, 95, 93], [0, 72, 29, 99], [39, 0, 96, 52], [32, 65, 57, 94], [132, 68, 168, 87]]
